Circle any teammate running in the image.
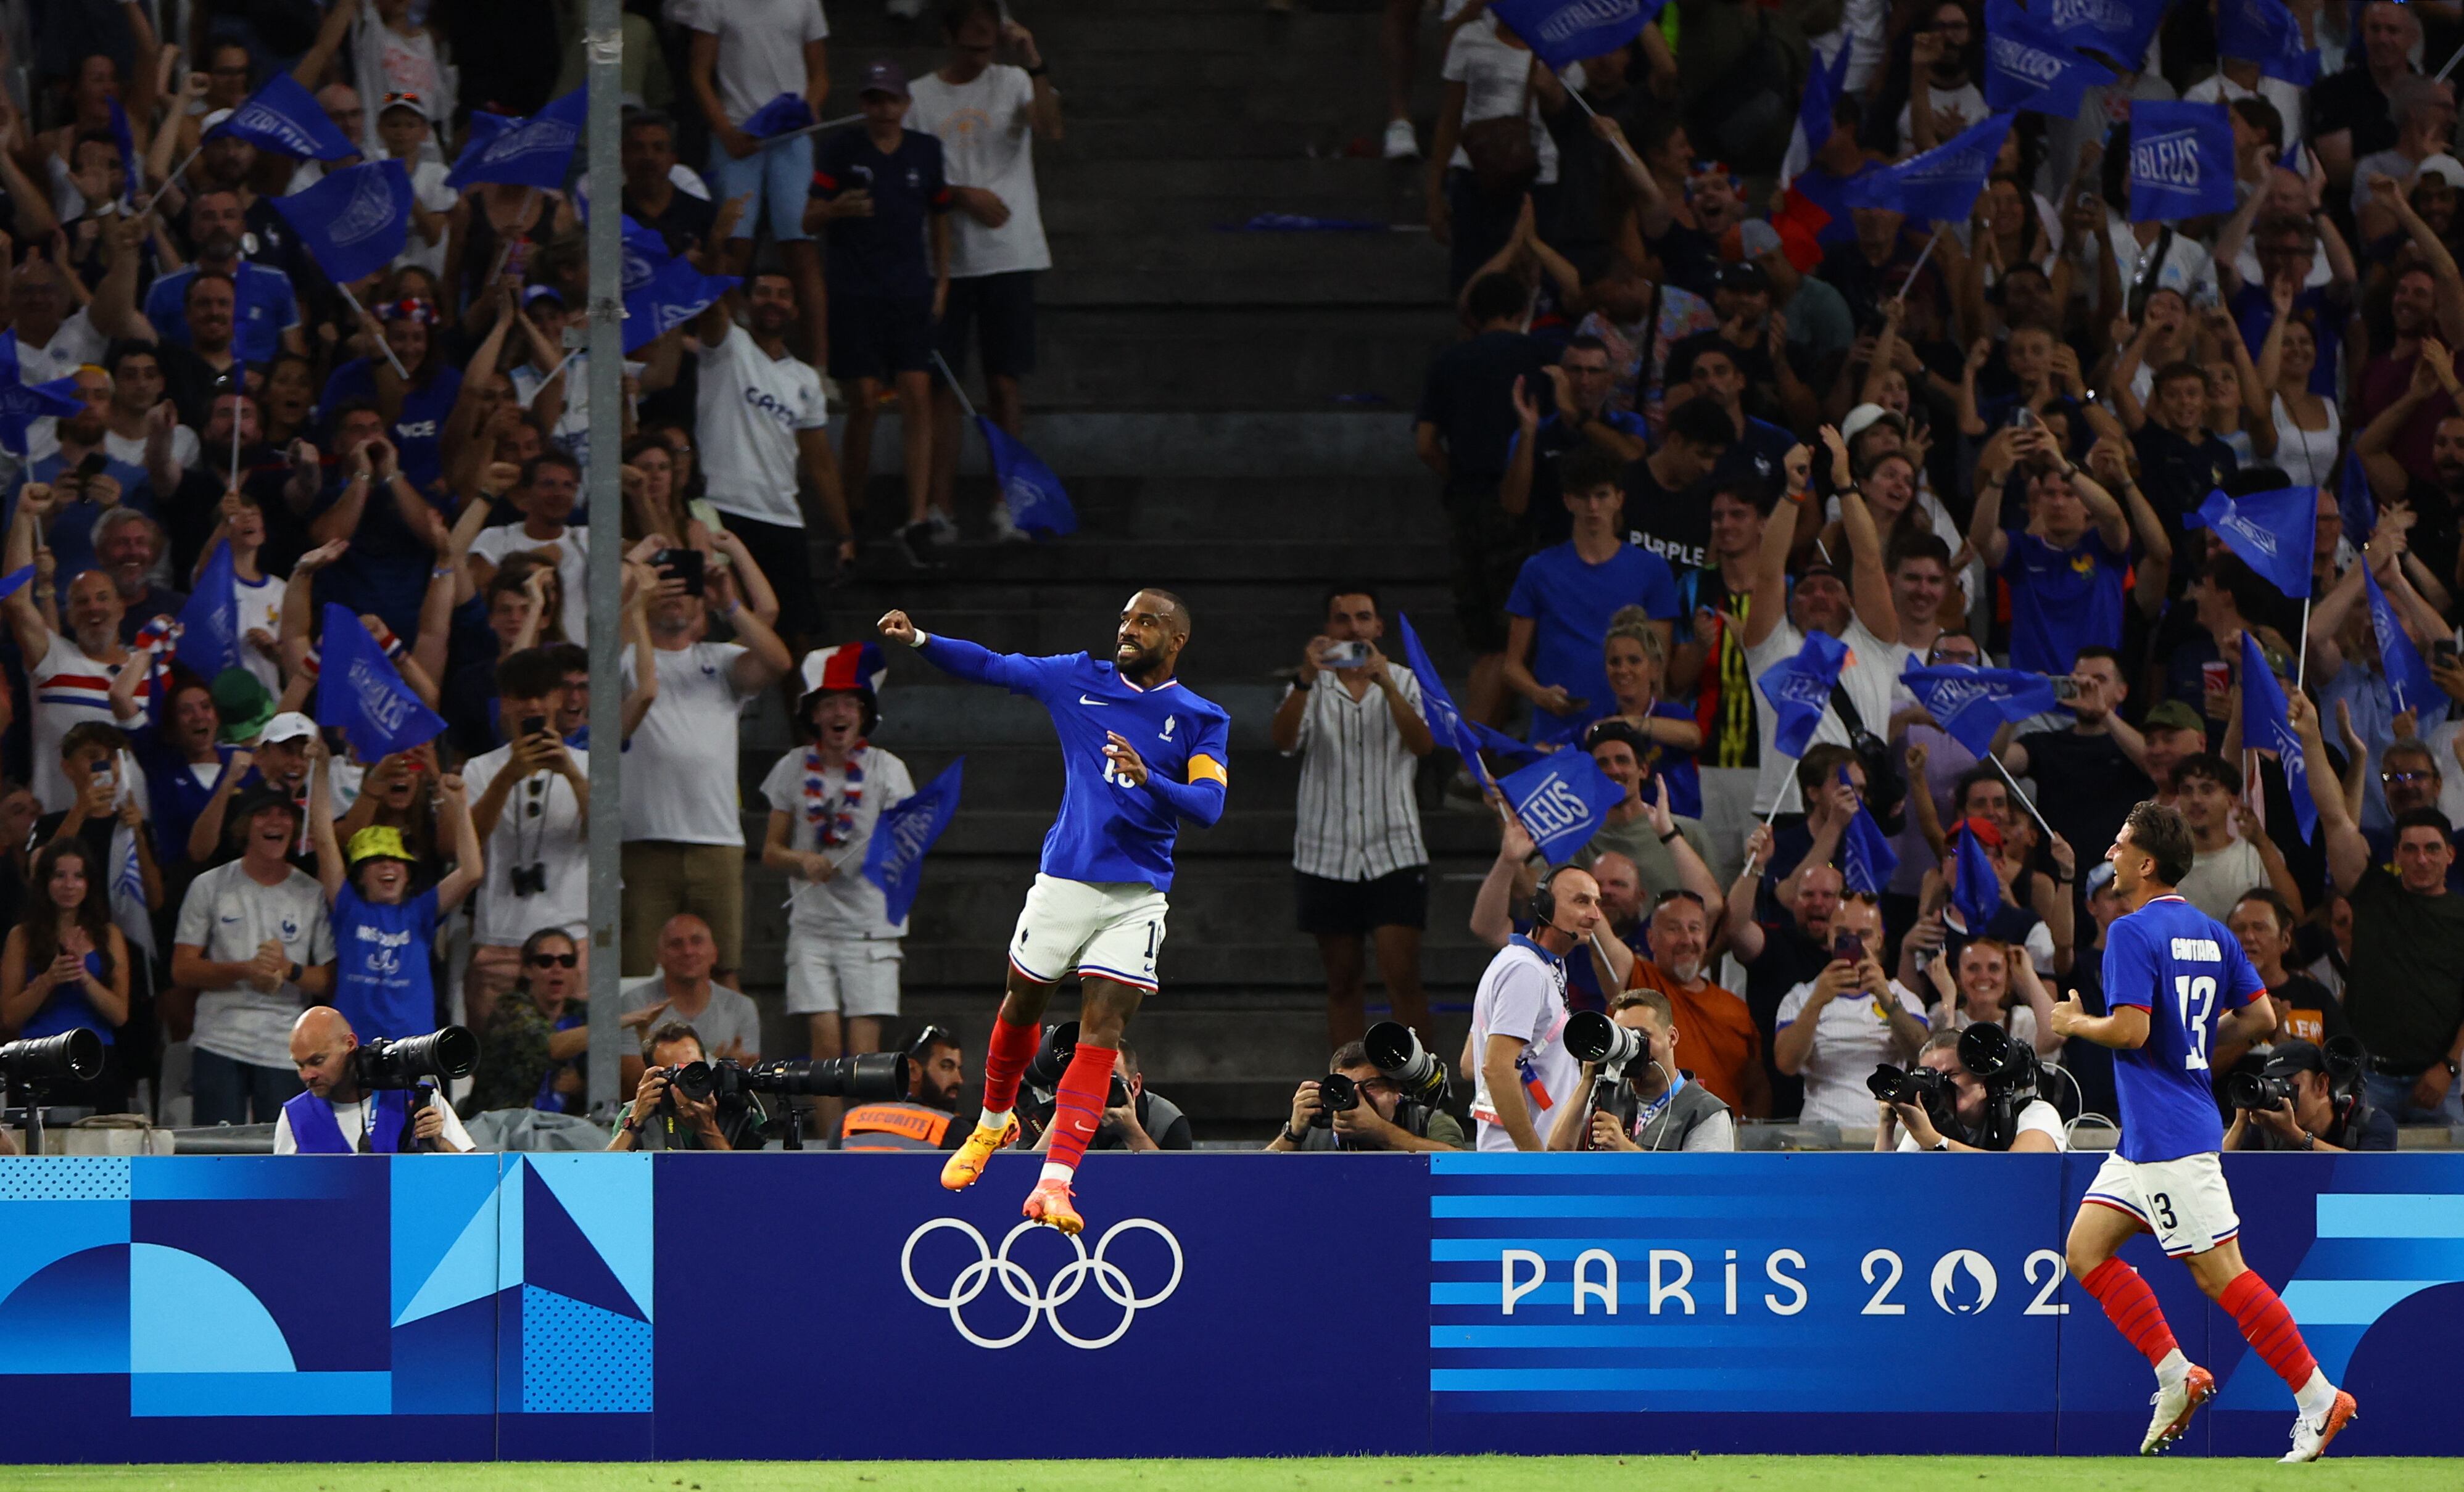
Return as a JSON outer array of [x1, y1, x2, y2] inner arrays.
[[2052, 801, 2358, 1462], [878, 591, 1228, 1234]]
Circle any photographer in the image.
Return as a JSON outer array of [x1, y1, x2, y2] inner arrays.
[[2225, 1040, 2397, 1153], [610, 1021, 759, 1153], [1548, 989, 1735, 1152], [273, 1007, 473, 1155], [1268, 1040, 1466, 1152], [1036, 1042, 1193, 1153], [1874, 1028, 2065, 1153]]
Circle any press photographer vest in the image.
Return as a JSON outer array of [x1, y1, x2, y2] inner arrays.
[[841, 1100, 954, 1151], [1610, 1072, 1729, 1151], [283, 1088, 414, 1154]]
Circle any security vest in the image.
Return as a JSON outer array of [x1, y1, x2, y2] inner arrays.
[[283, 1088, 414, 1153], [841, 1100, 954, 1151]]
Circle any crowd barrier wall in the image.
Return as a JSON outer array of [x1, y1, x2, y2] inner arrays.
[[1, 1152, 2458, 1460]]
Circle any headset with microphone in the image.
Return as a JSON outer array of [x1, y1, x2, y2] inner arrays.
[[1526, 864, 1589, 941]]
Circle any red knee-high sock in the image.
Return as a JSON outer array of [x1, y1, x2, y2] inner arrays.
[[2082, 1258, 2181, 1368], [2219, 1271, 2318, 1390], [978, 1015, 1041, 1121], [1040, 1043, 1115, 1180]]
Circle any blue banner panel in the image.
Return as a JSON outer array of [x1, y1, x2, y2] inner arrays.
[[647, 1152, 1431, 1459], [1426, 1153, 2067, 1453]]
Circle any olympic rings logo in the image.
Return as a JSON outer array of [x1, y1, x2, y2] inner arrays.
[[900, 1216, 1184, 1349]]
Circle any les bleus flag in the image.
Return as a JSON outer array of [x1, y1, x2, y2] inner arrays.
[[447, 88, 586, 192], [2185, 485, 2318, 598], [2338, 448, 2375, 545], [743, 93, 817, 141], [1783, 35, 1854, 186], [1756, 629, 1850, 759], [1951, 823, 2002, 931], [2361, 563, 2442, 719], [2238, 630, 2317, 844], [315, 603, 446, 761], [1898, 657, 2061, 757], [1497, 748, 1624, 865], [1844, 110, 2015, 223], [1486, 0, 1665, 72], [981, 420, 1077, 538], [0, 329, 85, 455], [1842, 772, 1900, 897], [2216, 0, 2319, 86], [272, 160, 413, 286], [179, 541, 242, 681], [864, 757, 965, 925], [2128, 100, 2236, 220], [1982, 0, 2114, 117], [2043, 0, 2168, 69], [210, 72, 358, 161]]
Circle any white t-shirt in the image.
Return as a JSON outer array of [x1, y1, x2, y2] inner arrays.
[[1442, 16, 1562, 186], [673, 0, 829, 125], [1743, 614, 1909, 815], [2177, 837, 2269, 923], [177, 860, 336, 1070], [1893, 1097, 2067, 1150], [2182, 72, 2304, 154], [513, 354, 595, 472], [1469, 939, 1580, 1150], [621, 641, 757, 845], [394, 157, 460, 278], [471, 522, 589, 641], [907, 64, 1052, 278], [273, 1088, 476, 1153], [460, 742, 590, 946], [17, 308, 106, 385], [758, 744, 917, 939], [695, 325, 828, 528], [1896, 81, 1990, 144], [1774, 977, 1930, 1128], [235, 572, 285, 695]]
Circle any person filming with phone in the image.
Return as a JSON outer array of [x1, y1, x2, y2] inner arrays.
[[1772, 891, 1930, 1127]]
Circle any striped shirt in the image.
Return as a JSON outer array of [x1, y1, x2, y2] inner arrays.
[[31, 633, 149, 811], [1286, 670, 1427, 882]]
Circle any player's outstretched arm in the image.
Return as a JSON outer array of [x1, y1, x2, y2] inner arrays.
[[2049, 991, 2149, 1050], [878, 609, 1044, 691]]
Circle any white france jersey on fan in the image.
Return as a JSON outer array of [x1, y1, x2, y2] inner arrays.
[[695, 321, 828, 530]]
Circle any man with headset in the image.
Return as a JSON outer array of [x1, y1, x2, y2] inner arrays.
[[841, 1024, 967, 1151], [1469, 862, 1604, 1150], [1547, 987, 1734, 1152]]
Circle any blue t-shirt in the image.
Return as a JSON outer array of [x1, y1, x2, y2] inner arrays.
[[916, 637, 1230, 892], [133, 729, 238, 867], [1506, 542, 1682, 746], [143, 262, 301, 364], [18, 949, 112, 1043], [2101, 894, 2265, 1162], [809, 127, 951, 301], [332, 884, 440, 1042], [320, 359, 465, 494], [1999, 528, 2126, 677]]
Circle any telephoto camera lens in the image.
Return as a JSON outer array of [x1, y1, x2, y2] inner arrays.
[[350, 1026, 478, 1090], [1310, 1070, 1360, 1129], [0, 1028, 105, 1086], [744, 1053, 912, 1102], [1957, 1020, 2033, 1086], [668, 1060, 717, 1102], [1565, 1010, 1645, 1073], [1365, 1020, 1450, 1105], [1023, 1020, 1081, 1092], [1867, 1063, 1911, 1103], [2226, 1071, 2297, 1112]]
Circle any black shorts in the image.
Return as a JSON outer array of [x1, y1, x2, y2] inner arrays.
[[935, 271, 1038, 379], [827, 290, 935, 384], [1444, 478, 1525, 654], [720, 510, 823, 640], [1295, 867, 1429, 936]]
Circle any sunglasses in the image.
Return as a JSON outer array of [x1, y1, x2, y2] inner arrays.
[[527, 952, 579, 968], [2383, 769, 2436, 786]]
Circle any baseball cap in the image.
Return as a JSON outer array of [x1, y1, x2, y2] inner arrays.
[[347, 825, 415, 867], [201, 107, 235, 133], [211, 667, 273, 744], [1840, 402, 1898, 444], [379, 91, 426, 118], [2144, 699, 2206, 735], [1733, 219, 1782, 261], [858, 59, 911, 100], [2260, 1039, 2328, 1079], [1719, 260, 1771, 294], [2415, 154, 2464, 191], [522, 284, 567, 310], [259, 711, 318, 746], [2085, 861, 2117, 896]]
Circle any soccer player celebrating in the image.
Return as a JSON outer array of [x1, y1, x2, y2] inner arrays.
[[878, 591, 1228, 1233], [2052, 802, 2358, 1462]]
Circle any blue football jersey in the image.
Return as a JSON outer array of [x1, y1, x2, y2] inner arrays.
[[918, 637, 1230, 890], [2100, 894, 2265, 1162]]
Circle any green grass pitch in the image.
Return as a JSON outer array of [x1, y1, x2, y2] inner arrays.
[[0, 1459, 2440, 1492]]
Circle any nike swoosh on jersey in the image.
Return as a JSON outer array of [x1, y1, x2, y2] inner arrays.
[[1078, 694, 1109, 706]]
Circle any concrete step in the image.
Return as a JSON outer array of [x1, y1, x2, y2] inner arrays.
[[1042, 232, 1440, 308], [1031, 308, 1452, 411], [845, 410, 1426, 477]]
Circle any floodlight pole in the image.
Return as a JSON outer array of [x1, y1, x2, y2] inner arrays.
[[584, 0, 626, 1112]]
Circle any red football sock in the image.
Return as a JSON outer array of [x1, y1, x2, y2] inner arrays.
[[1040, 1042, 1115, 1179], [2082, 1258, 2181, 1368], [2219, 1270, 2318, 1390], [978, 1014, 1042, 1119]]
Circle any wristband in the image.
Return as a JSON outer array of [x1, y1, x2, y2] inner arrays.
[[906, 629, 931, 649], [1281, 1126, 1306, 1145], [722, 600, 743, 617], [1658, 826, 1682, 844], [1291, 675, 1312, 691], [1027, 62, 1050, 76]]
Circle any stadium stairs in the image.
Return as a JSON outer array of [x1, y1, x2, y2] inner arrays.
[[726, 0, 1487, 1138]]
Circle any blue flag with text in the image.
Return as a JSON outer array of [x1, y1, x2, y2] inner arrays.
[[2185, 485, 2318, 598], [1499, 749, 1625, 864], [864, 757, 965, 924], [315, 604, 447, 760], [1756, 630, 1850, 759], [2239, 630, 2317, 844], [2129, 100, 2236, 220]]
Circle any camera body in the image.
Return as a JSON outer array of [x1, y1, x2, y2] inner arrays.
[[2226, 1071, 2297, 1112], [352, 1026, 478, 1090], [1866, 1062, 1952, 1109], [509, 863, 548, 897], [1308, 1070, 1360, 1129]]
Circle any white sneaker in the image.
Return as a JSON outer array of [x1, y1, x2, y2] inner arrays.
[[2280, 1390, 2358, 1463], [988, 501, 1033, 544], [2139, 1364, 2214, 1455], [927, 509, 959, 543], [1383, 118, 1420, 160]]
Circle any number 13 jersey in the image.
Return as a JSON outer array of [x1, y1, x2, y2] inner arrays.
[[2102, 894, 2265, 1161]]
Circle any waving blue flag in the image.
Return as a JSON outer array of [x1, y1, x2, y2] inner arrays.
[[1499, 748, 1626, 864], [625, 254, 737, 353], [863, 757, 965, 924], [2239, 630, 2317, 844], [2185, 485, 2318, 598], [2338, 448, 2375, 546], [1756, 629, 1850, 759], [743, 93, 817, 141], [981, 419, 1077, 538], [211, 72, 360, 161], [0, 330, 85, 455], [2362, 563, 2442, 720], [1983, 0, 2115, 116], [1487, 0, 1666, 72], [1843, 111, 2014, 223], [178, 542, 241, 680], [1952, 825, 2002, 931], [1899, 657, 2062, 757], [2129, 101, 2236, 220], [315, 604, 446, 760], [2217, 0, 2319, 84], [447, 88, 585, 191], [1797, 35, 1854, 163], [2044, 0, 2168, 68], [272, 160, 412, 286], [1399, 613, 1490, 786], [1842, 783, 1901, 897]]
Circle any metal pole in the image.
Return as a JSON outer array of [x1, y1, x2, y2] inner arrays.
[[584, 0, 626, 1113]]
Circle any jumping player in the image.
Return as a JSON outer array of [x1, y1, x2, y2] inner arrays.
[[877, 592, 1227, 1234], [2051, 801, 2358, 1461]]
